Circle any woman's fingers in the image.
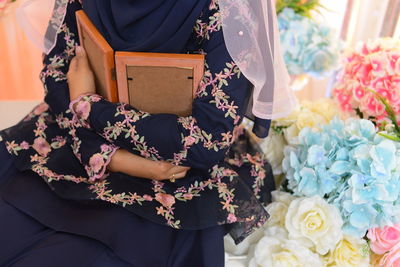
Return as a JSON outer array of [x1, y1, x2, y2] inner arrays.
[[75, 46, 90, 70], [169, 170, 188, 180], [68, 57, 78, 72]]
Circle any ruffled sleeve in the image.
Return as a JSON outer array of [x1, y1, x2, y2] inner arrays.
[[70, 24, 252, 171]]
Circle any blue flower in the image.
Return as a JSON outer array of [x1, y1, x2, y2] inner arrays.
[[283, 117, 400, 237], [277, 8, 342, 77]]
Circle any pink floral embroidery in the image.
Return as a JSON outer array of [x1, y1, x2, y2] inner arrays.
[[32, 137, 51, 156], [227, 213, 237, 223], [74, 100, 91, 120], [20, 141, 30, 150], [88, 153, 105, 174], [155, 193, 176, 208]]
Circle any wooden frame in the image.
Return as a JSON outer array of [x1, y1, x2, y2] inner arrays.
[[115, 52, 204, 104], [76, 10, 119, 102]]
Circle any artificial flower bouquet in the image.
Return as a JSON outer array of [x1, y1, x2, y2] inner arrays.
[[277, 8, 341, 77], [225, 191, 370, 266], [227, 117, 400, 266], [260, 98, 342, 176], [333, 38, 400, 127]]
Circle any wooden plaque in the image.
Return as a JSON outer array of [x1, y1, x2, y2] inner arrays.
[[76, 10, 118, 102], [76, 10, 205, 116], [115, 52, 204, 116]]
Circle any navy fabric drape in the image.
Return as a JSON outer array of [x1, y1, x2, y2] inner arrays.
[[83, 0, 208, 53]]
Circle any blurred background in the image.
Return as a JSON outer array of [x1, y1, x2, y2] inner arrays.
[[1, 0, 400, 129]]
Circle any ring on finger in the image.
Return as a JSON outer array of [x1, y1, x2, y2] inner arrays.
[[169, 173, 176, 183]]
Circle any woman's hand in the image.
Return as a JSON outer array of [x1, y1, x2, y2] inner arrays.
[[67, 46, 96, 101], [108, 149, 190, 181]]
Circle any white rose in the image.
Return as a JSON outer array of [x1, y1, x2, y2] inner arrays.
[[285, 196, 343, 255], [260, 131, 286, 175], [249, 227, 323, 267], [307, 99, 341, 123], [224, 227, 264, 256], [271, 190, 296, 205], [323, 235, 371, 267], [265, 191, 296, 227], [225, 260, 246, 267], [296, 109, 326, 131], [283, 123, 300, 145]]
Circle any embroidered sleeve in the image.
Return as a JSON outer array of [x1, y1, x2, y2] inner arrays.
[[71, 22, 251, 170], [40, 1, 118, 182]]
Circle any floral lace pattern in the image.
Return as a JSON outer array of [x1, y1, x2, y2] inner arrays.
[[0, 0, 273, 243]]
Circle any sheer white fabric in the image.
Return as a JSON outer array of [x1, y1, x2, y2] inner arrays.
[[17, 0, 296, 119], [218, 0, 297, 119], [16, 0, 68, 55]]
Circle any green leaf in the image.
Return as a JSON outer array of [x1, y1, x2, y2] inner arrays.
[[378, 132, 400, 142]]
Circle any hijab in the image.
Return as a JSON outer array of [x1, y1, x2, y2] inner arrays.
[[83, 0, 208, 53]]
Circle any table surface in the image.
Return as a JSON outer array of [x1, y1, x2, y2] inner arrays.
[[0, 101, 41, 130]]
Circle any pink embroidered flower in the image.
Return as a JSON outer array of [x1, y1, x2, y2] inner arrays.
[[74, 100, 91, 120], [368, 224, 400, 255], [33, 103, 49, 115], [20, 141, 29, 150], [378, 242, 400, 267], [89, 153, 105, 174], [143, 194, 153, 201], [184, 136, 196, 147], [227, 213, 237, 223], [32, 137, 51, 156], [155, 193, 175, 208], [100, 144, 111, 153]]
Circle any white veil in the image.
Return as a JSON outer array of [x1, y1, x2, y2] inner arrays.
[[17, 0, 296, 120], [218, 0, 296, 119], [16, 0, 68, 55]]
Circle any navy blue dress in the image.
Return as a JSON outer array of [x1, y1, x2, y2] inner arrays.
[[0, 0, 274, 266]]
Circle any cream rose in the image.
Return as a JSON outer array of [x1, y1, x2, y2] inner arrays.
[[304, 99, 341, 123], [224, 227, 264, 256], [296, 109, 326, 130], [265, 191, 295, 228], [283, 123, 300, 145], [285, 196, 343, 255], [249, 226, 323, 267], [323, 235, 370, 267], [261, 132, 287, 175]]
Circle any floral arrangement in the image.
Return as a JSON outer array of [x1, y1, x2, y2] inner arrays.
[[282, 117, 400, 238], [277, 8, 341, 77], [276, 0, 322, 18], [260, 98, 341, 176], [0, 0, 15, 16], [368, 224, 400, 266], [224, 191, 370, 266], [333, 38, 400, 126]]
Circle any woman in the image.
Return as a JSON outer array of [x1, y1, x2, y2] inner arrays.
[[0, 0, 294, 266]]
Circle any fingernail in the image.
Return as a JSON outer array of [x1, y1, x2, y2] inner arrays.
[[76, 46, 83, 55]]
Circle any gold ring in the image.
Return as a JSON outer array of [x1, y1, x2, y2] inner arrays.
[[169, 173, 176, 183]]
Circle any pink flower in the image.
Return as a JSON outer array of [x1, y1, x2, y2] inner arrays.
[[368, 224, 400, 255], [227, 213, 237, 223], [352, 85, 366, 100], [379, 242, 400, 267], [33, 103, 49, 115], [89, 153, 105, 173], [20, 141, 29, 150], [143, 194, 153, 201], [155, 193, 175, 208], [74, 101, 91, 120], [184, 136, 196, 147], [32, 137, 51, 156]]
